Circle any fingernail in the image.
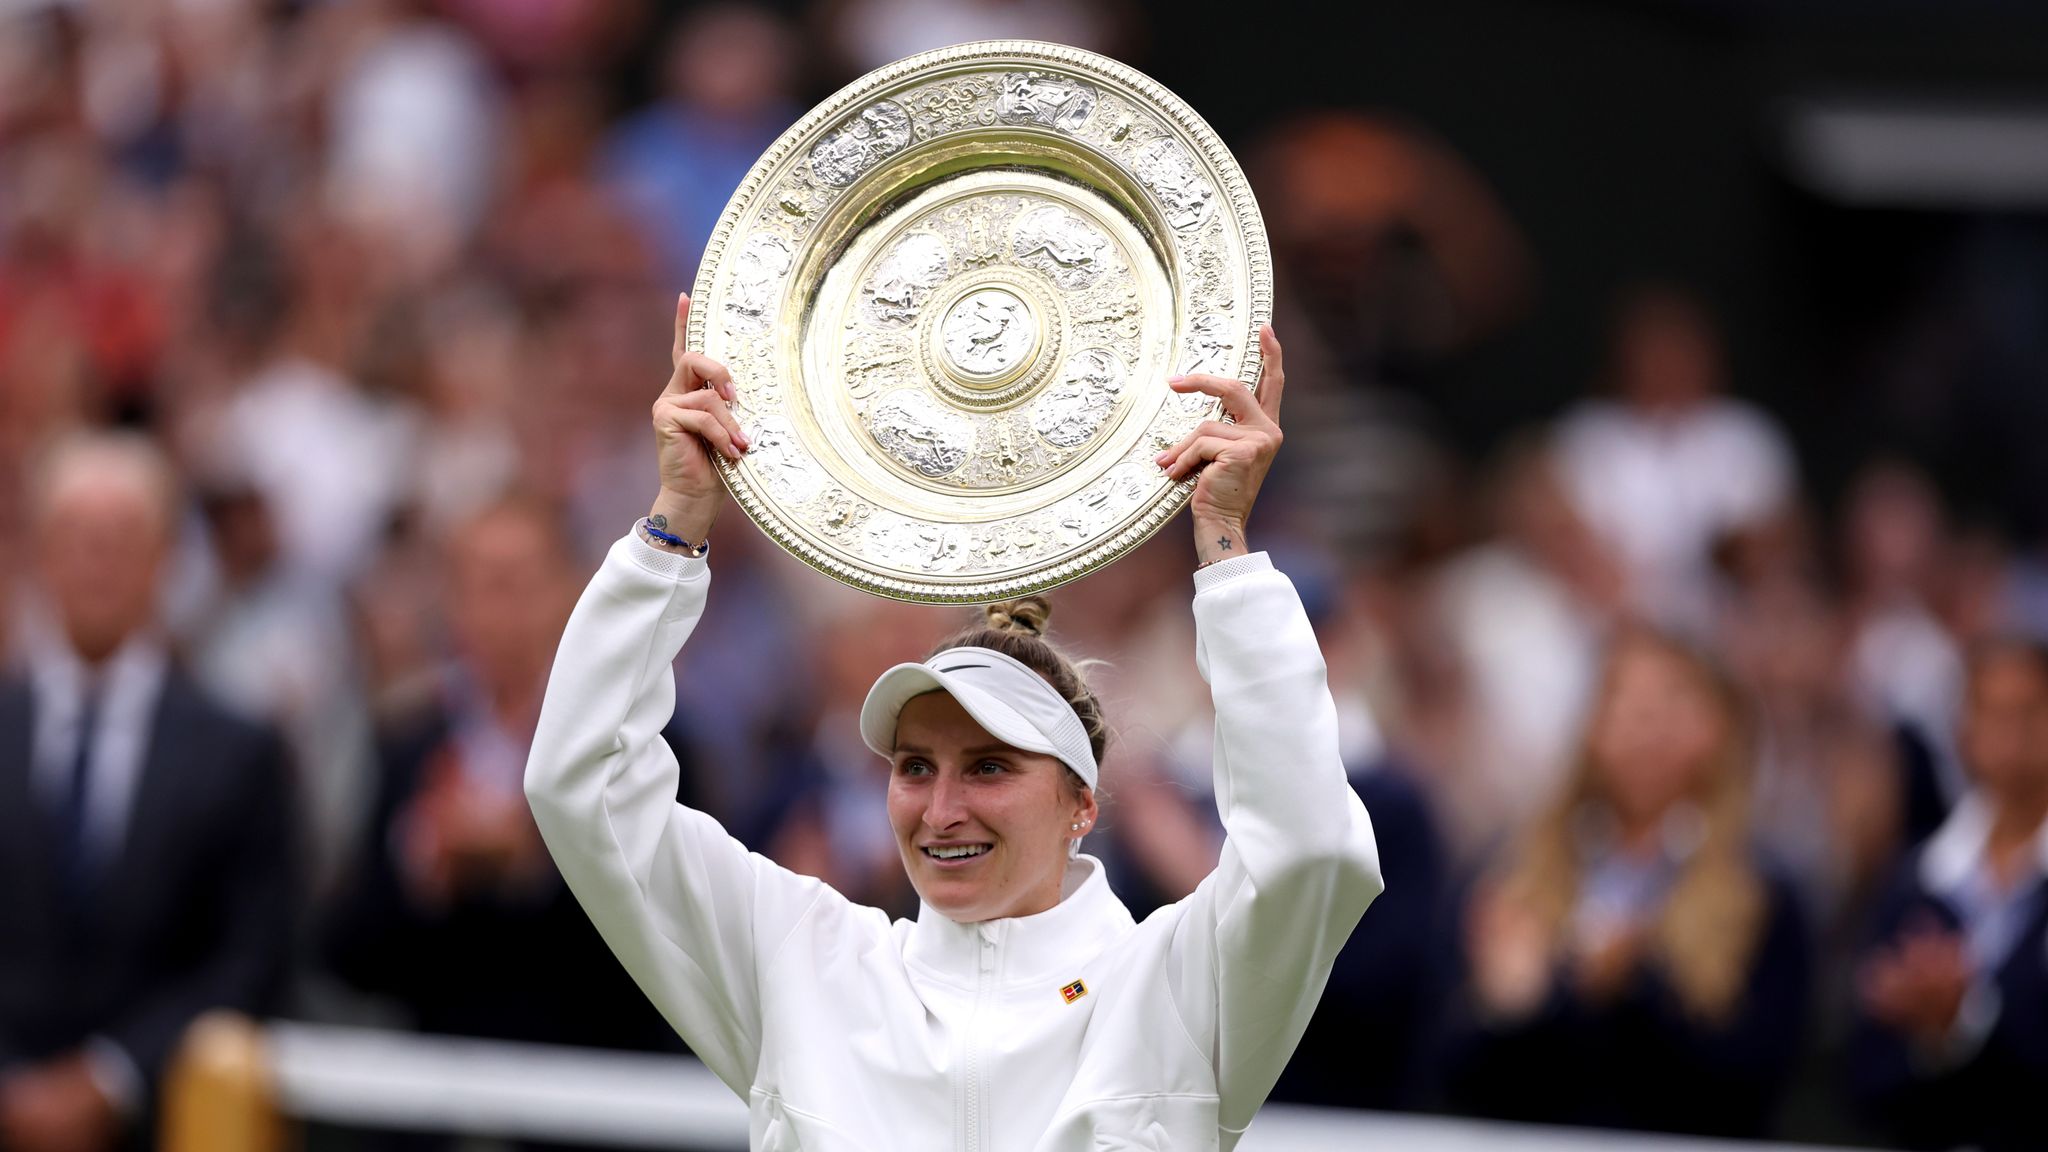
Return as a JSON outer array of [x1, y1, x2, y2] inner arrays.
[[1167, 375, 1187, 384]]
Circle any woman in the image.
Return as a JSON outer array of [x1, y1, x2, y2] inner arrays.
[[1849, 640, 2048, 1152], [524, 295, 1383, 1150], [1443, 627, 1810, 1138]]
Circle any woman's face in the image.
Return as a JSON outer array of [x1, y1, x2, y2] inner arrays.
[[886, 691, 1095, 923], [1962, 650, 2048, 805], [1587, 640, 1727, 828]]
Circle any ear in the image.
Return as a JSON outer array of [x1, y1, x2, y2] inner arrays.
[[1070, 786, 1099, 839]]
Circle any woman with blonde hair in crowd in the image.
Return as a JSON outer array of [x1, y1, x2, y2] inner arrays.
[[1443, 626, 1810, 1137]]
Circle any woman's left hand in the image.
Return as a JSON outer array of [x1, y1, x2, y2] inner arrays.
[[1156, 324, 1285, 567]]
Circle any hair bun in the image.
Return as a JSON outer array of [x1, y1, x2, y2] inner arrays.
[[984, 595, 1051, 637]]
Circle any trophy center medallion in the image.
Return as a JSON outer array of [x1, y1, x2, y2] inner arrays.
[[937, 287, 1039, 387]]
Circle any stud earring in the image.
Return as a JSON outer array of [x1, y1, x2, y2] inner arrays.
[[1071, 823, 1082, 831]]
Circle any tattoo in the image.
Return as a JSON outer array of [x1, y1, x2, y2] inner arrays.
[[649, 514, 670, 532], [1217, 536, 1233, 552]]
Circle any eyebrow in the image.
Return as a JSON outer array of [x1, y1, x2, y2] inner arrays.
[[892, 742, 1018, 759]]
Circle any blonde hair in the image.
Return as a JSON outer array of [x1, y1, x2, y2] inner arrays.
[[1493, 627, 1766, 1021], [932, 595, 1110, 781]]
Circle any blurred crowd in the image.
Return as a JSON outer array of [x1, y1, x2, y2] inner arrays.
[[2, 2, 2046, 1152]]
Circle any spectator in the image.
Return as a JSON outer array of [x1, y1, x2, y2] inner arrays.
[[1250, 110, 1531, 559], [601, 4, 801, 286], [1428, 434, 1619, 858], [1848, 640, 2048, 1152], [182, 472, 375, 906], [0, 432, 298, 1152], [325, 495, 691, 1052], [1443, 626, 1810, 1138], [1556, 283, 1797, 633]]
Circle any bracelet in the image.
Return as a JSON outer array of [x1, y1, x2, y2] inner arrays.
[[640, 517, 709, 557]]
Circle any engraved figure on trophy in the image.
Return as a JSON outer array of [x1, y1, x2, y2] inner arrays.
[[996, 72, 1098, 133], [940, 290, 1036, 377], [1031, 347, 1127, 449], [745, 417, 826, 505], [869, 390, 974, 478], [809, 100, 913, 187], [1132, 139, 1216, 232], [1177, 313, 1234, 381], [1011, 204, 1113, 290], [725, 233, 793, 335], [861, 233, 951, 326]]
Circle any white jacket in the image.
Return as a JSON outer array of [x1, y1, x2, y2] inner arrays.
[[526, 535, 1384, 1151]]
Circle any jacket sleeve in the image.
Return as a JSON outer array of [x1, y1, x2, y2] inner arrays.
[[1164, 553, 1385, 1135], [525, 532, 837, 1094]]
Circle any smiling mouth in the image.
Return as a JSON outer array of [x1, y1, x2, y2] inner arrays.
[[922, 844, 992, 860]]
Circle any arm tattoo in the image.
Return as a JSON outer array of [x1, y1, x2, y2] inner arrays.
[[1217, 536, 1233, 552], [649, 514, 670, 532]]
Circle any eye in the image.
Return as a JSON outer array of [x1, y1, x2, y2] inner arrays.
[[972, 760, 1007, 776], [896, 758, 934, 777]]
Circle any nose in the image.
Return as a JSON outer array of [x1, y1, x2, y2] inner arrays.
[[923, 772, 968, 832]]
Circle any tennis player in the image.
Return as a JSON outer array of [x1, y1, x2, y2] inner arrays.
[[525, 294, 1384, 1150]]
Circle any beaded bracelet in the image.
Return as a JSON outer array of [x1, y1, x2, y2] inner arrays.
[[641, 517, 709, 558]]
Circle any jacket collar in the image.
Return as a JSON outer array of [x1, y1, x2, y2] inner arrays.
[[903, 855, 1135, 989], [1920, 792, 2048, 896]]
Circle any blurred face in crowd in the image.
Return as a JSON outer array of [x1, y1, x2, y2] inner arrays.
[[887, 692, 1094, 923], [1961, 647, 2048, 808], [446, 502, 577, 692], [1587, 636, 1730, 831], [1612, 291, 1723, 413], [666, 5, 794, 117], [32, 440, 174, 664]]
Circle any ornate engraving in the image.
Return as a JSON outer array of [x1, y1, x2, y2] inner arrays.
[[939, 289, 1037, 379], [996, 72, 1097, 132], [725, 233, 792, 335], [1179, 312, 1233, 377], [865, 513, 963, 572], [694, 41, 1269, 602], [1011, 204, 1112, 290], [810, 101, 912, 187], [1132, 139, 1215, 232], [868, 390, 974, 478], [745, 417, 825, 505], [816, 487, 873, 536], [900, 78, 996, 140], [1030, 348, 1126, 449], [861, 233, 950, 326]]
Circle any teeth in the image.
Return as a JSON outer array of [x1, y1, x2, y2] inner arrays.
[[926, 844, 989, 859]]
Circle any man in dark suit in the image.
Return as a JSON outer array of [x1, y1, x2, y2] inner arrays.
[[0, 433, 298, 1152]]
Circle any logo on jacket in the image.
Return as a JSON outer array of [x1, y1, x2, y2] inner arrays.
[[1060, 979, 1087, 1004]]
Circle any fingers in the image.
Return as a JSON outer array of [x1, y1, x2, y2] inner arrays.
[[1159, 435, 1240, 481], [666, 350, 736, 402], [655, 392, 748, 459], [1256, 323, 1284, 422], [665, 292, 737, 402], [1154, 420, 1248, 472], [1167, 372, 1262, 425]]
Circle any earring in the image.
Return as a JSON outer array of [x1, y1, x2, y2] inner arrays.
[[1071, 823, 1082, 831]]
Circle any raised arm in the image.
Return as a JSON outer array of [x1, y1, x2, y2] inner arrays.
[[1156, 329, 1386, 1134], [524, 294, 834, 1093]]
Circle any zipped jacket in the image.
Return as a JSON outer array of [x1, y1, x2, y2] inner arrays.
[[526, 536, 1385, 1151]]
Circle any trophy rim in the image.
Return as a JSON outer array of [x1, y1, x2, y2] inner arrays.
[[689, 38, 1272, 604]]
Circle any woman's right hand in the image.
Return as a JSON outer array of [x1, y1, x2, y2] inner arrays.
[[649, 292, 749, 542]]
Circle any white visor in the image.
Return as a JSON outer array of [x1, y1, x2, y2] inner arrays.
[[859, 646, 1098, 788]]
